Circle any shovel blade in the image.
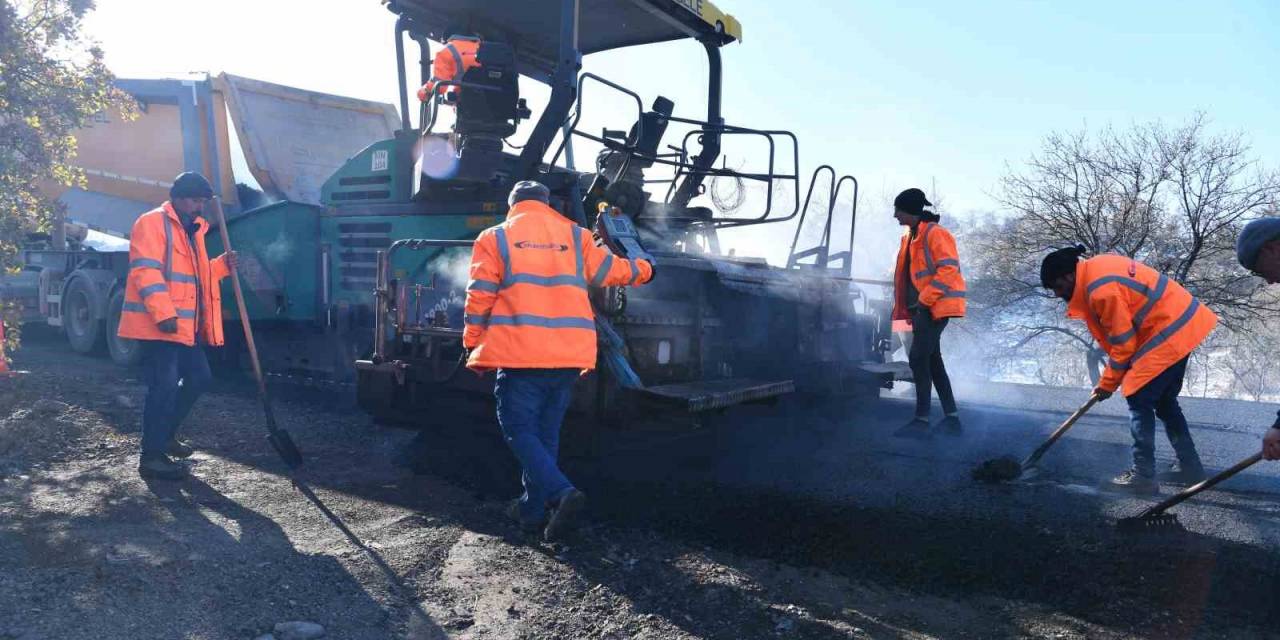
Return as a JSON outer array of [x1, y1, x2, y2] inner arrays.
[[267, 429, 305, 469], [972, 456, 1023, 483]]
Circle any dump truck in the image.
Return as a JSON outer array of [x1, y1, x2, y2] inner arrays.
[[5, 74, 402, 367]]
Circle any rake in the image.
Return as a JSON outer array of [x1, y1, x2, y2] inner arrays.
[[1117, 452, 1262, 532]]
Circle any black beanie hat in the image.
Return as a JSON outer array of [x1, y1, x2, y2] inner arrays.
[[1040, 245, 1088, 288], [893, 188, 932, 215], [170, 172, 214, 200]]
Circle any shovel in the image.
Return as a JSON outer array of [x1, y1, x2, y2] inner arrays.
[[1117, 452, 1262, 532], [211, 197, 304, 469], [972, 394, 1102, 483]]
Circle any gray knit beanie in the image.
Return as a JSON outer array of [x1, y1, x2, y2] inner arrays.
[[1236, 217, 1280, 269], [508, 181, 550, 207]]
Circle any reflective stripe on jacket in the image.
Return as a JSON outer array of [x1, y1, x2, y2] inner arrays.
[[891, 222, 966, 322], [1067, 255, 1217, 396], [417, 36, 482, 101], [463, 200, 653, 371], [117, 202, 230, 346]]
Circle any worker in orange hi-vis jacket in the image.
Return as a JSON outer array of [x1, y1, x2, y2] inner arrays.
[[1236, 218, 1280, 461], [463, 181, 653, 541], [416, 27, 482, 103], [889, 188, 966, 440], [1041, 246, 1217, 495], [118, 172, 237, 481]]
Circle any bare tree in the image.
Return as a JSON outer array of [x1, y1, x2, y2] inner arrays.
[[965, 115, 1280, 389]]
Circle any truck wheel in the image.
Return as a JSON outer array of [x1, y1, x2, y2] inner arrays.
[[62, 277, 103, 354], [106, 290, 142, 366]]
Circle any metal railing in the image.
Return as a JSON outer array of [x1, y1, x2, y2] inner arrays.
[[553, 73, 801, 228], [371, 239, 474, 363], [787, 166, 860, 278]]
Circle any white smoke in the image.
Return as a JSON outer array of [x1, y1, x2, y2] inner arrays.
[[262, 231, 293, 265], [427, 248, 473, 290]]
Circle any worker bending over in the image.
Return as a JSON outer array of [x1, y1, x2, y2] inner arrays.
[[463, 181, 654, 541], [417, 27, 481, 103], [1040, 247, 1216, 493], [1236, 218, 1280, 461], [890, 188, 966, 438], [118, 172, 236, 480]]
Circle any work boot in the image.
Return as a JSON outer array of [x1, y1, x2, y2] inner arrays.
[[505, 499, 544, 534], [1109, 468, 1159, 495], [138, 453, 187, 481], [544, 488, 587, 542], [1159, 460, 1207, 485], [893, 417, 933, 440], [166, 439, 195, 459], [937, 414, 963, 436]]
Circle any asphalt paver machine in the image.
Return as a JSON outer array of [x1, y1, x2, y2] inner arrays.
[[340, 0, 894, 424]]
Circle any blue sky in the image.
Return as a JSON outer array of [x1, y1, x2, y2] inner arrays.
[[84, 0, 1279, 270]]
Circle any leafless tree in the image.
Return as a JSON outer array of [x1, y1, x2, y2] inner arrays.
[[965, 115, 1280, 390]]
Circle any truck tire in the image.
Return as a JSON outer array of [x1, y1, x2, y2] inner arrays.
[[106, 290, 142, 367], [62, 277, 103, 354]]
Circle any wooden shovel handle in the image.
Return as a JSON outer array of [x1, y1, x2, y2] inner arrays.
[[211, 197, 267, 397], [1022, 394, 1102, 469]]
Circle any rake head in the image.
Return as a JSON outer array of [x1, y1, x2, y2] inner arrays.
[[1117, 512, 1182, 533]]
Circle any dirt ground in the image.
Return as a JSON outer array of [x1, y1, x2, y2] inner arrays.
[[0, 339, 1273, 639]]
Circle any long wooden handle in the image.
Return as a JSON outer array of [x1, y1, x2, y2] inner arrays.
[[1022, 395, 1101, 468], [1143, 452, 1264, 517], [211, 197, 267, 398]]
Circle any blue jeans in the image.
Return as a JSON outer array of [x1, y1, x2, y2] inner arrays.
[[140, 340, 212, 456], [1125, 356, 1201, 477], [494, 368, 579, 523]]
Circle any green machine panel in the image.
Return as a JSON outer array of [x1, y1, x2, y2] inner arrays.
[[207, 201, 323, 323], [325, 211, 501, 330]]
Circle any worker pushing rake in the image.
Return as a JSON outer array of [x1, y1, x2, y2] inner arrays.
[[1116, 219, 1280, 531]]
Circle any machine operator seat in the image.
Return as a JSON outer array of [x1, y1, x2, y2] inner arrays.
[[628, 96, 675, 169], [595, 96, 677, 212], [452, 41, 529, 138]]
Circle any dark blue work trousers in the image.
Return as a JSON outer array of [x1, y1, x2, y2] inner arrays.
[[140, 340, 212, 456], [495, 368, 579, 524], [1125, 356, 1202, 477]]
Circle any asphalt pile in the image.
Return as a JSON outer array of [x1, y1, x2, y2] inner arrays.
[[970, 455, 1023, 483]]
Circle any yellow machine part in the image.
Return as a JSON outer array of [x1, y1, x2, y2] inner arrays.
[[673, 0, 744, 43]]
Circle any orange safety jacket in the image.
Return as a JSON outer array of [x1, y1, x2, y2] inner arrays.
[[892, 221, 966, 323], [1067, 255, 1217, 396], [417, 36, 482, 102], [463, 200, 654, 371], [117, 202, 231, 347]]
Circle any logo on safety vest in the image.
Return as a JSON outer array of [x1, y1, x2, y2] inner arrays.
[[514, 241, 568, 251]]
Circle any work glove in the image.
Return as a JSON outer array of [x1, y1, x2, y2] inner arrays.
[[158, 317, 179, 334], [1263, 427, 1280, 461], [1091, 387, 1113, 402]]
